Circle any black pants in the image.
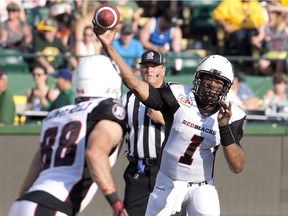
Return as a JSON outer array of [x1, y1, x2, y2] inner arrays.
[[123, 162, 159, 216]]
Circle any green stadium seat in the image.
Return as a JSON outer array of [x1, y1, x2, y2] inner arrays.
[[190, 3, 219, 34], [25, 7, 49, 31], [38, 7, 49, 20], [181, 2, 220, 51], [167, 50, 202, 74], [0, 48, 30, 73]]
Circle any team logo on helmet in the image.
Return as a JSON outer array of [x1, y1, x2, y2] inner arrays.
[[209, 68, 222, 76]]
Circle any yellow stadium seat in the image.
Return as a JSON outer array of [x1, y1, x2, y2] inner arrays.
[[13, 95, 27, 125], [13, 95, 27, 112]]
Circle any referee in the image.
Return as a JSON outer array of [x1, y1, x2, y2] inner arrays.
[[122, 50, 166, 216]]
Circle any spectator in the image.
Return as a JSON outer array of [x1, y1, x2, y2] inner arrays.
[[266, 1, 288, 14], [111, 0, 142, 32], [0, 1, 33, 51], [0, 0, 27, 23], [49, 2, 75, 47], [154, 0, 183, 17], [8, 55, 128, 216], [0, 66, 15, 126], [226, 72, 264, 110], [254, 3, 288, 75], [74, 26, 102, 64], [26, 65, 59, 111], [21, 1, 48, 35], [280, 0, 288, 7], [73, 1, 101, 44], [213, 0, 267, 57], [264, 72, 288, 114], [41, 68, 74, 111], [32, 18, 78, 74], [139, 9, 183, 75], [113, 24, 144, 72], [122, 50, 165, 215]]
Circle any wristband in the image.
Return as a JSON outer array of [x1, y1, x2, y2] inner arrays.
[[105, 191, 120, 206], [219, 125, 235, 146]]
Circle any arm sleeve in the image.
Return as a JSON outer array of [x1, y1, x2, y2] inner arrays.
[[230, 116, 246, 146], [143, 84, 179, 114], [143, 84, 164, 110], [213, 1, 228, 20]]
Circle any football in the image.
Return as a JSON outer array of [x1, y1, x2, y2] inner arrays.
[[92, 3, 120, 29]]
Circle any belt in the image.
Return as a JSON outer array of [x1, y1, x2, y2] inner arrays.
[[188, 180, 208, 187], [127, 156, 158, 166]]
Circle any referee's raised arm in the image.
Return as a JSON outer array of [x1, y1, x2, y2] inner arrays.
[[93, 26, 150, 102]]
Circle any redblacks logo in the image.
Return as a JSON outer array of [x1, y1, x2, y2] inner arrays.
[[182, 120, 216, 135], [177, 94, 191, 107]]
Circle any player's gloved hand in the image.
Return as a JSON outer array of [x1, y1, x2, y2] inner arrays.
[[112, 200, 128, 216]]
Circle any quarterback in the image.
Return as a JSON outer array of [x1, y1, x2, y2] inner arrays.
[[94, 25, 246, 216]]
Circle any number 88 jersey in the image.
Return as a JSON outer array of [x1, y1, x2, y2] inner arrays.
[[27, 98, 126, 212]]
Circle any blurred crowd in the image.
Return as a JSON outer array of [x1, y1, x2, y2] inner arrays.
[[0, 0, 288, 126], [0, 0, 185, 74]]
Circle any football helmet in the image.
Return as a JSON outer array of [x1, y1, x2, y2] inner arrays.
[[192, 55, 234, 104], [74, 55, 122, 101]]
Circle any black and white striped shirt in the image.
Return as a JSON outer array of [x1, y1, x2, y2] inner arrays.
[[122, 91, 165, 159]]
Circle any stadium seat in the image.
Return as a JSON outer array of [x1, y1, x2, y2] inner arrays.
[[167, 50, 202, 74], [13, 95, 27, 125], [190, 3, 218, 33], [184, 2, 219, 51], [0, 48, 30, 73], [38, 7, 49, 21], [13, 95, 27, 113]]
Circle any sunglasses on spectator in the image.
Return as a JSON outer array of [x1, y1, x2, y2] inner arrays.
[[33, 73, 45, 77], [8, 9, 19, 12]]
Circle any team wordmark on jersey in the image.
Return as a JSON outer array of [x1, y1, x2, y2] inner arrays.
[[182, 120, 216, 135], [45, 102, 93, 120]]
